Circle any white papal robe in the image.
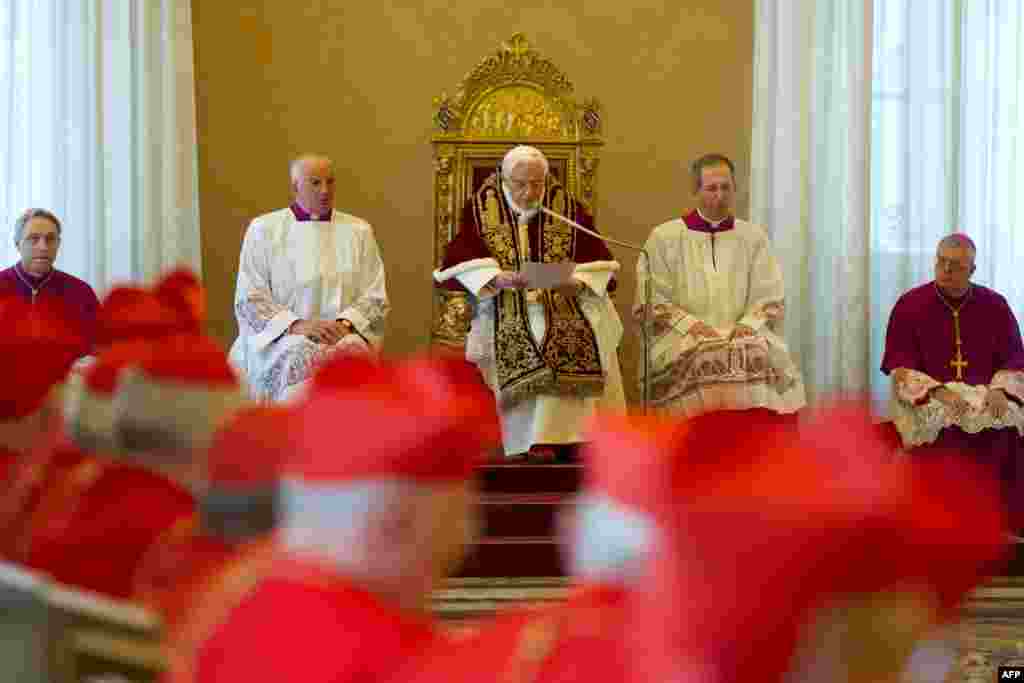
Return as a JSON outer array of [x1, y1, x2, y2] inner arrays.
[[436, 258, 625, 456], [229, 206, 389, 402], [635, 210, 805, 417]]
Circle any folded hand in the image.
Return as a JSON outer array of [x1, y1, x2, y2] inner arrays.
[[491, 271, 528, 290], [730, 324, 756, 340], [932, 387, 971, 419], [983, 388, 1010, 420], [290, 319, 350, 345], [689, 321, 721, 340]]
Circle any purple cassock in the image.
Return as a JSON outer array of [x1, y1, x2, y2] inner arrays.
[[882, 280, 1024, 526], [0, 263, 99, 356]]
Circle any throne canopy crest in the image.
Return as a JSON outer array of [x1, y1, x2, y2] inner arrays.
[[430, 33, 605, 348]]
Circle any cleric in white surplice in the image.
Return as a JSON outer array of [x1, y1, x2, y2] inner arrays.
[[229, 154, 389, 402]]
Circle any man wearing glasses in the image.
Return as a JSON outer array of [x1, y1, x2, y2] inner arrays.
[[883, 233, 1024, 528], [435, 145, 625, 463], [0, 208, 98, 354]]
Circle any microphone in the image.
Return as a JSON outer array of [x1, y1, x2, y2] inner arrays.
[[538, 205, 654, 414]]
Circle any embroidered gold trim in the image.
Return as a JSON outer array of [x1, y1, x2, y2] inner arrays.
[[472, 174, 604, 405]]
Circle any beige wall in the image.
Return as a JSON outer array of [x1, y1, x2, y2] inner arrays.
[[193, 1, 753, 402]]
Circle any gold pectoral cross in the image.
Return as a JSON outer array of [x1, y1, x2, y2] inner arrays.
[[950, 347, 968, 380], [949, 310, 968, 380]]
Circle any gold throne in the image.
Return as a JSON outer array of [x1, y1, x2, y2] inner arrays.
[[430, 33, 605, 349]]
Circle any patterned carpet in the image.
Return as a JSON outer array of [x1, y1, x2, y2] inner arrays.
[[952, 578, 1024, 681], [434, 577, 1024, 681]]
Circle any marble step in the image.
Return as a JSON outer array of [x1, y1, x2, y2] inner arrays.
[[434, 577, 570, 622]]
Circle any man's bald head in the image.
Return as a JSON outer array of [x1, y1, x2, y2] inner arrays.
[[290, 154, 336, 217], [290, 154, 333, 183]]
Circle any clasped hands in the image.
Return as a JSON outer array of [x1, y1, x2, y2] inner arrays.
[[931, 385, 1009, 420], [490, 271, 583, 298], [289, 318, 354, 345]]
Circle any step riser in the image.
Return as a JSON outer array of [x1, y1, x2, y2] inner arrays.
[[457, 541, 565, 578], [479, 465, 582, 495], [478, 501, 569, 538], [464, 464, 581, 578]]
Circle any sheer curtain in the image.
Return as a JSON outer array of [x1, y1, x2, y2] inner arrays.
[[0, 0, 200, 293], [753, 0, 1024, 408], [750, 0, 874, 403], [869, 0, 1024, 409]]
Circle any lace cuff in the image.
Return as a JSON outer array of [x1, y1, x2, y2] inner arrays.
[[891, 381, 1024, 448], [991, 370, 1024, 404]]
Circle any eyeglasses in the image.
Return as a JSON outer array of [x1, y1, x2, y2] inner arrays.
[[935, 257, 969, 274], [506, 179, 546, 192], [22, 234, 60, 246]]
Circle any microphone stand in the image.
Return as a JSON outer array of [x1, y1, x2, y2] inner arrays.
[[539, 206, 653, 414]]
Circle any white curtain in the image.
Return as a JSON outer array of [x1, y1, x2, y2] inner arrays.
[[750, 0, 874, 403], [870, 0, 1024, 409], [0, 0, 200, 293], [754, 0, 1024, 409]]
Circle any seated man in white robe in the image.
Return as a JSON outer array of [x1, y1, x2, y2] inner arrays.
[[635, 153, 805, 419], [434, 145, 625, 462], [230, 154, 389, 402]]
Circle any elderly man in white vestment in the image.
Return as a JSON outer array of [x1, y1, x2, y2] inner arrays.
[[230, 155, 389, 402], [434, 146, 625, 462], [635, 153, 805, 418]]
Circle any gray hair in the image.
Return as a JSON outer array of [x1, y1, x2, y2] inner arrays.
[[501, 145, 549, 178], [289, 154, 333, 184], [13, 208, 61, 246], [937, 233, 977, 261], [690, 153, 736, 192], [280, 478, 436, 583]]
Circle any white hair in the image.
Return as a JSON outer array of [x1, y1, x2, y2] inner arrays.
[[289, 154, 333, 184], [570, 493, 655, 584], [280, 478, 438, 587], [501, 145, 549, 178]]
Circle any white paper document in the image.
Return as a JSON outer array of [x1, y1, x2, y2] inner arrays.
[[519, 261, 576, 289]]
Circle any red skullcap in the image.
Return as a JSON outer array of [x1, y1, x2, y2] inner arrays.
[[97, 286, 188, 347], [154, 267, 206, 334], [287, 355, 500, 484]]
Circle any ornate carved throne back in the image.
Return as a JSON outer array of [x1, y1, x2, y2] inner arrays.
[[431, 33, 604, 349]]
